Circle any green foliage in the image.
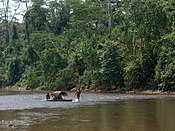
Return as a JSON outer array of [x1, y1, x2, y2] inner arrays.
[[0, 0, 175, 91], [8, 58, 23, 85], [155, 29, 175, 91], [20, 66, 41, 89], [0, 66, 8, 87], [48, 0, 71, 35], [99, 42, 123, 90], [124, 49, 157, 91], [12, 24, 19, 40], [24, 1, 48, 33]]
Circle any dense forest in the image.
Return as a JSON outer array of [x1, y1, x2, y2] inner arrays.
[[0, 0, 175, 91]]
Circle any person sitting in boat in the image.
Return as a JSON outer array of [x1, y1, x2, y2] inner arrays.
[[50, 93, 60, 100], [50, 91, 68, 100], [57, 93, 62, 99], [46, 93, 50, 100]]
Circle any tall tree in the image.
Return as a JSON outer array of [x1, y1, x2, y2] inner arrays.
[[1, 0, 10, 44], [47, 0, 71, 35]]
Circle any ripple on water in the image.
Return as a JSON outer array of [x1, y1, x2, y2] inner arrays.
[[0, 92, 175, 111], [0, 92, 175, 131]]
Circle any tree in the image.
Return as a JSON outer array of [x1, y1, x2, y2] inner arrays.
[[24, 0, 48, 33], [1, 0, 10, 44], [117, 0, 172, 90], [100, 41, 123, 90], [47, 0, 71, 35], [155, 27, 175, 91], [8, 58, 23, 85]]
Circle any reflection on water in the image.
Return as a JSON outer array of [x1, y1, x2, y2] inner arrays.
[[0, 91, 175, 131]]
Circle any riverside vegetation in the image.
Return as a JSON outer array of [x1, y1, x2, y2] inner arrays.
[[0, 0, 175, 92]]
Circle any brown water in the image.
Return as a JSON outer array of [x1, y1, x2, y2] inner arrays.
[[0, 91, 175, 131]]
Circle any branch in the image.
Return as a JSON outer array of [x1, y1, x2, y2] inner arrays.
[[10, 2, 21, 22], [47, 33, 59, 52]]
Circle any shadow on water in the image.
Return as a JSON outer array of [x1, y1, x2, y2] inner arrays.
[[0, 91, 175, 131]]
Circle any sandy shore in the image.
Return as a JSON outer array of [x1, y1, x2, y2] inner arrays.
[[0, 86, 28, 91], [1, 86, 175, 95], [126, 90, 175, 95]]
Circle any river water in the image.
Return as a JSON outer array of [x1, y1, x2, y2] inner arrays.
[[0, 91, 175, 131]]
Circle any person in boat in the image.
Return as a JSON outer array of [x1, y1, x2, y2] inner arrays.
[[51, 91, 68, 100], [50, 93, 62, 100], [57, 93, 62, 99], [74, 88, 81, 100], [46, 93, 50, 100]]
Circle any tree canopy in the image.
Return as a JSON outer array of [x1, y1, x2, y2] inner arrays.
[[0, 0, 175, 91]]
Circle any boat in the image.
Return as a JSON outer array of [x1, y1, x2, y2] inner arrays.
[[46, 99, 73, 102]]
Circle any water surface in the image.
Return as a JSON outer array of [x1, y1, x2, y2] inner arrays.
[[0, 91, 175, 131]]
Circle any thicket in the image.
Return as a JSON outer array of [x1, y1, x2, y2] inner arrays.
[[0, 0, 175, 91]]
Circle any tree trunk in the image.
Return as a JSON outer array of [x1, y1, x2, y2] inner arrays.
[[4, 0, 10, 45]]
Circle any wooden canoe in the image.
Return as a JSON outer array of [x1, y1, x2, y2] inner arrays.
[[46, 99, 73, 102]]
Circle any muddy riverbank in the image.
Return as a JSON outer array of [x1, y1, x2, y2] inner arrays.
[[1, 86, 175, 95]]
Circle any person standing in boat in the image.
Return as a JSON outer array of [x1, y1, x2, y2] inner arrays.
[[74, 88, 81, 101], [46, 93, 50, 100]]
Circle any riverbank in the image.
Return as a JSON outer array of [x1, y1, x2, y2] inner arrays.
[[1, 86, 175, 95], [85, 89, 175, 95], [0, 86, 27, 91], [126, 90, 175, 95]]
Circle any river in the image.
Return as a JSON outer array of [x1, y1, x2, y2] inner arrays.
[[0, 91, 175, 131]]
